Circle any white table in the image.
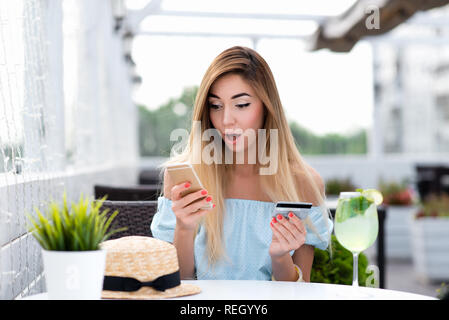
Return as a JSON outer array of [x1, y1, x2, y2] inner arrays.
[[179, 280, 435, 300], [23, 280, 436, 300]]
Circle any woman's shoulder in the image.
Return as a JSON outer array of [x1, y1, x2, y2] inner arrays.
[[305, 163, 325, 192], [291, 161, 325, 204], [291, 161, 323, 185]]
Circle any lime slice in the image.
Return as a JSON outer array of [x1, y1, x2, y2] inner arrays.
[[361, 189, 383, 205]]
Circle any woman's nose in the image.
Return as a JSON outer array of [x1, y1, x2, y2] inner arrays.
[[222, 105, 235, 126]]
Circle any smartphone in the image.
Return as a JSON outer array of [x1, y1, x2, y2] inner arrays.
[[273, 201, 313, 220], [166, 162, 213, 210]]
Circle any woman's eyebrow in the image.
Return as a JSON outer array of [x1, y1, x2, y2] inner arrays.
[[207, 92, 251, 99], [231, 93, 251, 99], [208, 93, 220, 99]]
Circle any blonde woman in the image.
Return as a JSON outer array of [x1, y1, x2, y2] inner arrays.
[[151, 46, 333, 282]]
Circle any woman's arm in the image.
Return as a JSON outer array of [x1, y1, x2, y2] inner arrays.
[[163, 170, 196, 279], [269, 212, 309, 281], [271, 253, 299, 281], [270, 165, 325, 282], [173, 227, 196, 279], [163, 169, 211, 279], [270, 244, 314, 282], [292, 244, 314, 282]]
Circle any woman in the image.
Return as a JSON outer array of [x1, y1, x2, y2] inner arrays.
[[151, 46, 333, 282]]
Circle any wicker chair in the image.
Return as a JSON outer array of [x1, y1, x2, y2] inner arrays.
[[139, 168, 163, 185], [94, 184, 161, 201], [100, 200, 158, 240]]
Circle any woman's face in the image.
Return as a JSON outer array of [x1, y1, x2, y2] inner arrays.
[[208, 73, 265, 154]]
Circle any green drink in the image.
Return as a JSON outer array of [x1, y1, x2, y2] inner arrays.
[[334, 191, 380, 287], [334, 195, 379, 253]]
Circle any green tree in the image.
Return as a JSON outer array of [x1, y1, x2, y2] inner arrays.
[[139, 86, 197, 156], [290, 121, 367, 155]]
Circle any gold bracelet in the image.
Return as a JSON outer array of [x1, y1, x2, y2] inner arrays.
[[271, 264, 304, 282], [293, 264, 304, 282]]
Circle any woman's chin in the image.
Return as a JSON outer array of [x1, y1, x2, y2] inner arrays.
[[226, 144, 243, 153], [225, 141, 258, 158], [224, 141, 246, 153]]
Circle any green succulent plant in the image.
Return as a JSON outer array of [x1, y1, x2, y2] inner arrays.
[[27, 193, 125, 251]]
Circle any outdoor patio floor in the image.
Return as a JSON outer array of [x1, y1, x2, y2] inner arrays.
[[385, 259, 442, 298]]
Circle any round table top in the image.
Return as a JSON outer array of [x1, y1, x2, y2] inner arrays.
[[178, 280, 436, 300], [23, 280, 436, 300]]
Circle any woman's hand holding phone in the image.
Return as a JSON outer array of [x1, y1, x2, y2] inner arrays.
[[170, 179, 214, 280], [170, 181, 214, 231]]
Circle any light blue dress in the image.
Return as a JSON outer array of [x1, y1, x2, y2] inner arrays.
[[150, 196, 333, 280]]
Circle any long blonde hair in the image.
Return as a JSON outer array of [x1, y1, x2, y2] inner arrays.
[[161, 46, 329, 264]]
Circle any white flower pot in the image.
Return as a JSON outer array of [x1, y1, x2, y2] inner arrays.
[[410, 217, 449, 282], [385, 205, 418, 260], [42, 249, 106, 300]]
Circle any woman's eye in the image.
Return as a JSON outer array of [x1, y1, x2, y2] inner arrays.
[[208, 103, 221, 109], [236, 103, 250, 108]]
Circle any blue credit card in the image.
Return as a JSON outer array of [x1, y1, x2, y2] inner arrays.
[[273, 201, 312, 220]]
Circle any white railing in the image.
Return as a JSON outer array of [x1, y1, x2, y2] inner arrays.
[[140, 153, 449, 189]]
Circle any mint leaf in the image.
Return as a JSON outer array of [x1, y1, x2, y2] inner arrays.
[[336, 196, 374, 223]]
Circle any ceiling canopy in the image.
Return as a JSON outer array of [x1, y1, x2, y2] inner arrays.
[[310, 0, 449, 52]]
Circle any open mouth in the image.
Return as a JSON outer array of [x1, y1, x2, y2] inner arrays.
[[224, 133, 242, 145]]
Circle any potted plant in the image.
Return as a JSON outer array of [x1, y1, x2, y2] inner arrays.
[[410, 194, 449, 283], [437, 283, 449, 300], [378, 180, 417, 260], [325, 178, 357, 204], [27, 193, 124, 299]]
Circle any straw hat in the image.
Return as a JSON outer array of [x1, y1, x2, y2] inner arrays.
[[100, 236, 201, 299]]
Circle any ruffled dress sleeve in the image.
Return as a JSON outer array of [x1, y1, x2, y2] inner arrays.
[[150, 196, 176, 243], [304, 206, 334, 250]]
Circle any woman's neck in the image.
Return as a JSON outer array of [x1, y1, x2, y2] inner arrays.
[[225, 163, 270, 201], [232, 163, 258, 177]]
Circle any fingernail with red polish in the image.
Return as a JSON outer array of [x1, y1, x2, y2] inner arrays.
[[288, 212, 294, 218], [277, 214, 283, 220], [184, 182, 191, 188], [206, 196, 212, 202], [201, 190, 208, 195], [272, 217, 277, 223]]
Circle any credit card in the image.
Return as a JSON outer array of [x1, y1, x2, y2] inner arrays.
[[273, 201, 312, 220]]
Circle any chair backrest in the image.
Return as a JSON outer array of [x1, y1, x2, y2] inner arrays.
[[99, 200, 158, 240], [94, 184, 161, 201], [416, 165, 449, 200], [139, 168, 163, 185]]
